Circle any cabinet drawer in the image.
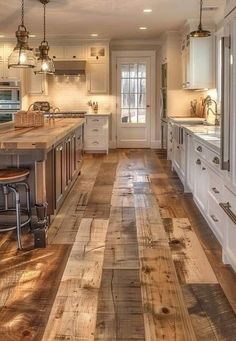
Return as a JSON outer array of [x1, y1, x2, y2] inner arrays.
[[86, 116, 107, 127], [86, 125, 106, 136], [85, 137, 106, 149], [208, 193, 224, 243], [208, 169, 224, 203], [205, 148, 221, 171]]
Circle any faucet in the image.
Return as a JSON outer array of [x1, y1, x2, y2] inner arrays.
[[203, 96, 220, 126]]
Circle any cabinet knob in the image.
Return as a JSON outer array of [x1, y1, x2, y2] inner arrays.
[[212, 156, 220, 165], [212, 187, 220, 194], [210, 215, 219, 223], [196, 159, 201, 165], [197, 146, 202, 152], [202, 167, 206, 171]]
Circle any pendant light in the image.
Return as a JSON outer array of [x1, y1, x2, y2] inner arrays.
[[8, 0, 36, 68], [190, 0, 211, 38], [34, 0, 55, 75]]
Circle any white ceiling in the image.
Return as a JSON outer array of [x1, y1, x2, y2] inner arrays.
[[0, 0, 225, 40]]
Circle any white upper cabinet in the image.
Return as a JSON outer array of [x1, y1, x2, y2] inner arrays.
[[181, 35, 215, 90], [0, 43, 21, 81], [64, 45, 86, 60], [50, 44, 86, 60], [50, 46, 64, 60], [87, 62, 109, 94], [26, 69, 48, 95]]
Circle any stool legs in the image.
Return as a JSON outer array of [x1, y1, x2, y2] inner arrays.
[[8, 185, 22, 250]]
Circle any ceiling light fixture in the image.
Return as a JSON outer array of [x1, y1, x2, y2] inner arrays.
[[139, 27, 147, 30], [35, 0, 55, 75], [190, 0, 211, 38], [143, 9, 152, 13], [8, 0, 36, 68], [91, 33, 98, 37]]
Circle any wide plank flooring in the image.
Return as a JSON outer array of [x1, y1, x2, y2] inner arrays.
[[0, 149, 236, 340]]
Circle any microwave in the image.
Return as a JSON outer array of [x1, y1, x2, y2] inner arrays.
[[0, 81, 20, 104]]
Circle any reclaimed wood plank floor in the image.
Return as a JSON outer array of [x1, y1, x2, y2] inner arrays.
[[0, 149, 236, 340]]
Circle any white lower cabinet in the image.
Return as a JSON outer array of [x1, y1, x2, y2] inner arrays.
[[220, 187, 236, 272], [194, 156, 209, 212], [84, 114, 110, 153], [173, 129, 236, 271]]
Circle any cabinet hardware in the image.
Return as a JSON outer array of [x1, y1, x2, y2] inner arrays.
[[202, 167, 206, 171], [210, 215, 219, 223], [93, 129, 99, 132], [196, 159, 201, 165], [92, 119, 99, 122], [177, 146, 180, 149], [212, 156, 220, 165], [219, 202, 236, 225], [73, 56, 76, 59], [197, 146, 202, 152], [92, 141, 99, 144], [212, 187, 220, 194]]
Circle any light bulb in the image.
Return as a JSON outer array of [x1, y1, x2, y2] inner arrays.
[[42, 61, 49, 71], [19, 52, 27, 64]]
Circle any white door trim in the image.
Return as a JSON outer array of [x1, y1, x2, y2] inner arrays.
[[111, 50, 156, 149]]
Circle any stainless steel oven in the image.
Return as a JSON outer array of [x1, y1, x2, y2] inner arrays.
[[0, 81, 20, 123]]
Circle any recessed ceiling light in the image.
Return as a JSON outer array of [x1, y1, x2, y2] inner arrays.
[[91, 33, 98, 37], [29, 34, 36, 38], [139, 27, 147, 30], [143, 9, 152, 13]]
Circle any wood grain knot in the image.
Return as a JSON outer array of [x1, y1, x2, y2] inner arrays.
[[161, 307, 170, 314]]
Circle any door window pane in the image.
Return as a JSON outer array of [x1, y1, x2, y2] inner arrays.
[[120, 62, 147, 123]]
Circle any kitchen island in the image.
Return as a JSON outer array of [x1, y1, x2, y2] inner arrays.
[[0, 118, 84, 218]]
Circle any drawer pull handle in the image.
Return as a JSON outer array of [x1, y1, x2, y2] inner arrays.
[[219, 202, 236, 225], [197, 146, 202, 152], [177, 146, 180, 149], [202, 167, 206, 171], [212, 187, 220, 194], [210, 215, 219, 223], [213, 156, 220, 165], [196, 159, 201, 165], [92, 119, 99, 122], [92, 141, 99, 145], [93, 129, 99, 132]]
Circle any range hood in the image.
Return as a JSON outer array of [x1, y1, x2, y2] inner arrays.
[[54, 60, 86, 76]]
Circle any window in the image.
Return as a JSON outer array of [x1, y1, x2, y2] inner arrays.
[[120, 63, 147, 123]]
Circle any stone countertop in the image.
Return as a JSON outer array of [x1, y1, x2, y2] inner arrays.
[[0, 118, 85, 151], [168, 116, 206, 123], [85, 113, 111, 116], [182, 124, 221, 153]]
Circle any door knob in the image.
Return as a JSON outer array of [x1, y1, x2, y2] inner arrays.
[[147, 105, 150, 108]]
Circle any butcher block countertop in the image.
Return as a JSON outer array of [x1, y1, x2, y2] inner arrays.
[[0, 118, 85, 151]]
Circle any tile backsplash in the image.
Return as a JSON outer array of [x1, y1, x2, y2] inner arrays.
[[27, 76, 111, 112]]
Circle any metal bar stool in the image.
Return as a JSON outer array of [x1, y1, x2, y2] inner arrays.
[[0, 169, 31, 250]]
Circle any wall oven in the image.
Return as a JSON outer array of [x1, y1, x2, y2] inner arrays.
[[0, 81, 20, 123]]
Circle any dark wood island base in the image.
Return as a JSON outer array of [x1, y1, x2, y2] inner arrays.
[[0, 118, 85, 227]]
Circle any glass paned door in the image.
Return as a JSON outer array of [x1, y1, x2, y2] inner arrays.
[[117, 57, 151, 148], [121, 63, 147, 124]]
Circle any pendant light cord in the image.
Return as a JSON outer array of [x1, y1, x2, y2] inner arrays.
[[21, 0, 24, 27], [43, 3, 46, 42], [199, 0, 203, 29]]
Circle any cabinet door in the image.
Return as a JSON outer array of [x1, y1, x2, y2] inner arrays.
[[182, 47, 190, 89], [186, 134, 195, 192], [50, 46, 64, 60], [3, 44, 21, 80], [55, 143, 64, 206], [87, 63, 108, 94], [65, 137, 72, 186], [64, 46, 86, 60], [26, 69, 47, 95], [194, 157, 209, 211], [75, 127, 83, 170]]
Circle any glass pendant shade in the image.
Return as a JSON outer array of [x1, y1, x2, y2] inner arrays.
[[34, 42, 55, 74], [190, 0, 211, 38], [8, 0, 36, 69], [35, 1, 55, 75]]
